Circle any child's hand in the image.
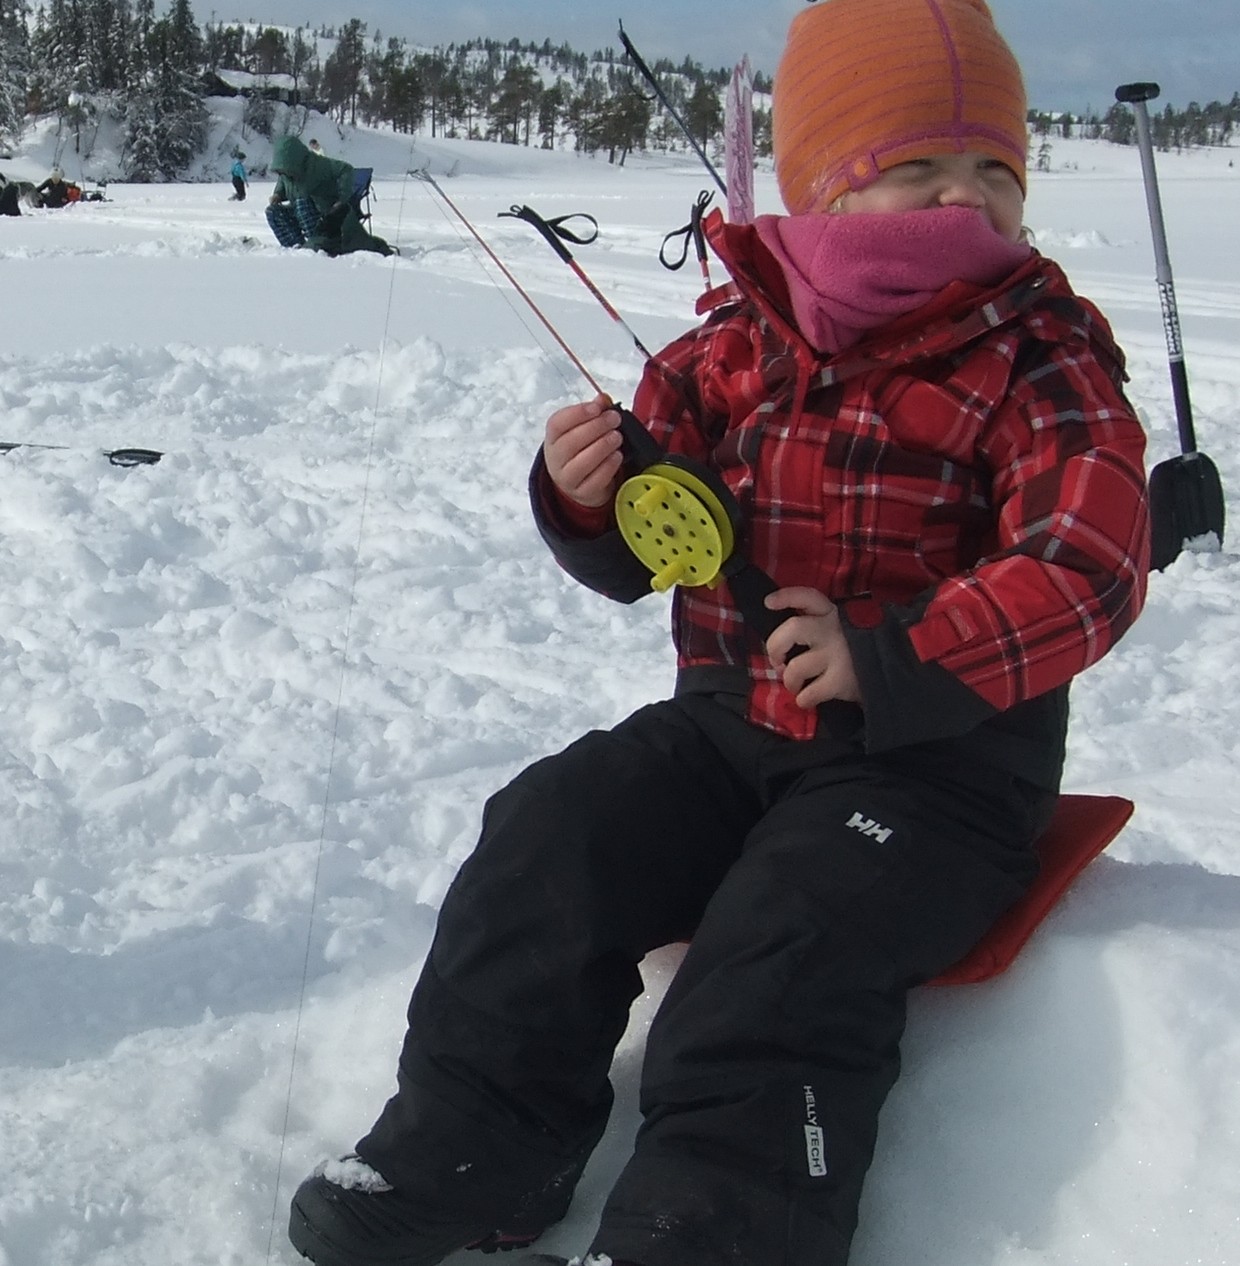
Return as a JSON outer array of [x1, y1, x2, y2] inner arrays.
[[764, 587, 863, 709], [543, 394, 625, 509]]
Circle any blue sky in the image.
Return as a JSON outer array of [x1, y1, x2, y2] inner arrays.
[[225, 1, 1240, 113]]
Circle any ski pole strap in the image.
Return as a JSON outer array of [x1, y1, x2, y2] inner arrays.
[[107, 448, 163, 466], [660, 190, 714, 272], [500, 205, 598, 264]]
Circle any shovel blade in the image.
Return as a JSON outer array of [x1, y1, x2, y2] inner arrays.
[[1148, 451, 1226, 570]]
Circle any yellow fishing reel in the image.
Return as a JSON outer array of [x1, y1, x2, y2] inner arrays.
[[611, 407, 798, 653], [614, 453, 743, 593]]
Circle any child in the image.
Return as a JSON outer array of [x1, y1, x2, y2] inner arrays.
[[287, 2, 1149, 1265], [230, 152, 248, 201]]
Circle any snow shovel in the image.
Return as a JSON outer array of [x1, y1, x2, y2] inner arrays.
[[1116, 82, 1226, 570]]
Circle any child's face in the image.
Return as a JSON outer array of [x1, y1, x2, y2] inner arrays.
[[837, 151, 1025, 242]]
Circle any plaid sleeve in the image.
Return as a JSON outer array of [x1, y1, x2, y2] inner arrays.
[[904, 337, 1150, 710]]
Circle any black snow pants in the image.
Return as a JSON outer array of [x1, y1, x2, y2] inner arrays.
[[356, 694, 1054, 1266]]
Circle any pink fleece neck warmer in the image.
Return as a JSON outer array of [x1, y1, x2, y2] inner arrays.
[[753, 205, 1032, 354]]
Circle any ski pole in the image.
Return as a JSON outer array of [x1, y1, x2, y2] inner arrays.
[[2, 441, 162, 466], [660, 190, 715, 291], [500, 203, 658, 362], [618, 22, 728, 198]]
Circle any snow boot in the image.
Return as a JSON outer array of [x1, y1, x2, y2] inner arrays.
[[287, 1156, 548, 1266]]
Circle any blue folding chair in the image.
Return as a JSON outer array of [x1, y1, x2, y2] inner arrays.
[[351, 167, 374, 226]]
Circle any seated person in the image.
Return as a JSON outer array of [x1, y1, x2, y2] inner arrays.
[[35, 168, 71, 209], [264, 136, 393, 257], [0, 171, 21, 217]]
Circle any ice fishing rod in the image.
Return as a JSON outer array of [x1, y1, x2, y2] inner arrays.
[[1, 441, 162, 466], [413, 170, 798, 644]]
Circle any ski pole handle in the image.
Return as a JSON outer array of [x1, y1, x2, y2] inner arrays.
[[1115, 80, 1198, 454]]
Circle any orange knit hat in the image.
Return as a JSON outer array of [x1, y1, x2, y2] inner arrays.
[[773, 0, 1028, 215]]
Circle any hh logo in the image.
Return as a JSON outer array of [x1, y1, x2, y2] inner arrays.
[[846, 812, 893, 843]]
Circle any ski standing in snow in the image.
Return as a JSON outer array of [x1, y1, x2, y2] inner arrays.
[[286, 3, 1150, 1266]]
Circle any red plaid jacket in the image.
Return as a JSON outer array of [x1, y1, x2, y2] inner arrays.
[[532, 213, 1149, 782]]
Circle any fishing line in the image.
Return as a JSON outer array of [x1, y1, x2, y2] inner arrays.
[[263, 149, 418, 1266]]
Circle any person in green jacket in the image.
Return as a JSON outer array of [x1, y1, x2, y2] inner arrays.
[[265, 135, 394, 257]]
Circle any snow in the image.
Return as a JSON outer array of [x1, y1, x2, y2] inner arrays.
[[2, 115, 1239, 1266]]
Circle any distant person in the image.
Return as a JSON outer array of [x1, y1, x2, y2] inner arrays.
[[308, 138, 324, 155], [0, 170, 20, 217], [35, 168, 71, 209], [264, 136, 394, 257], [230, 152, 248, 201]]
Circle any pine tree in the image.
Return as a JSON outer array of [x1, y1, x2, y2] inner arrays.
[[123, 85, 159, 179], [164, 0, 202, 73], [0, 0, 31, 144], [599, 75, 651, 165], [124, 15, 205, 179], [31, 0, 81, 110], [538, 81, 564, 150], [323, 18, 366, 125], [84, 0, 132, 93], [128, 0, 154, 86], [684, 77, 723, 151], [288, 27, 315, 100]]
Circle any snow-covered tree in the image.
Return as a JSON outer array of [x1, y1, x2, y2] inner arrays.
[[0, 0, 31, 143], [163, 0, 201, 73], [122, 85, 159, 179], [30, 0, 84, 113]]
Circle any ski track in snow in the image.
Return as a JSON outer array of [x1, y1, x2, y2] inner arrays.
[[1, 118, 1238, 1266]]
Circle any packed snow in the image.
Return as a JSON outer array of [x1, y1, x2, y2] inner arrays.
[[2, 113, 1238, 1266]]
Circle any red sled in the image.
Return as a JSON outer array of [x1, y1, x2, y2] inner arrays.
[[928, 793, 1134, 986]]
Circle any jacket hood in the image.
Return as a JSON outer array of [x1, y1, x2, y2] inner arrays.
[[271, 136, 311, 180]]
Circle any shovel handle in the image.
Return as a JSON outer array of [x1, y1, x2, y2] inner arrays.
[[1115, 82, 1161, 104], [1116, 78, 1198, 454]]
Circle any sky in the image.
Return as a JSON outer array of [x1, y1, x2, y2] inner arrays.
[[1, 99, 1239, 1266], [216, 0, 1240, 113]]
